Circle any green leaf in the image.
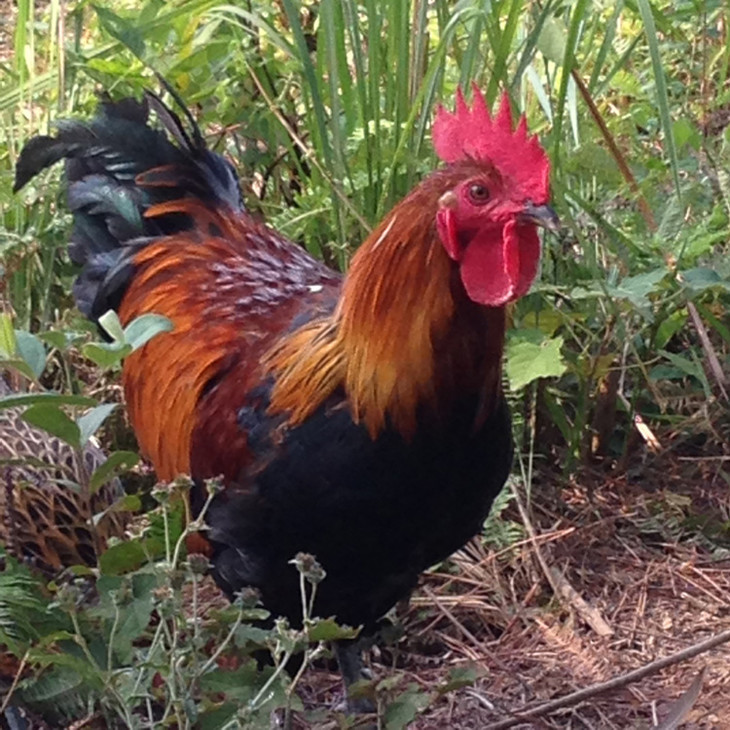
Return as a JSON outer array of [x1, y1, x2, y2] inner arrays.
[[680, 268, 730, 294], [234, 625, 273, 649], [438, 665, 480, 694], [37, 330, 85, 350], [506, 332, 567, 391], [97, 310, 125, 343], [537, 15, 567, 65], [98, 574, 157, 662], [21, 405, 81, 449], [658, 350, 705, 380], [82, 341, 132, 368], [92, 5, 146, 58], [0, 314, 17, 359], [672, 118, 701, 150], [90, 451, 139, 494], [306, 617, 360, 642], [14, 331, 47, 380], [77, 403, 118, 446], [197, 704, 237, 730], [384, 686, 431, 730], [610, 268, 668, 308], [655, 193, 685, 245], [99, 541, 147, 576], [636, 0, 681, 197], [0, 393, 96, 411], [123, 313, 173, 351]]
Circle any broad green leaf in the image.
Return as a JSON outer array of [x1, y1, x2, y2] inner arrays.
[[82, 341, 132, 368], [506, 332, 567, 391], [384, 686, 431, 730], [537, 15, 567, 65], [99, 541, 147, 576], [15, 331, 47, 380], [680, 268, 730, 294], [610, 268, 668, 308], [97, 310, 125, 343], [123, 313, 173, 351], [672, 118, 701, 150], [197, 704, 237, 730], [0, 359, 37, 382], [21, 405, 81, 449], [77, 403, 118, 447]]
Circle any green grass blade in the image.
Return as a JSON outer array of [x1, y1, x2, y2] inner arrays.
[[636, 0, 681, 198]]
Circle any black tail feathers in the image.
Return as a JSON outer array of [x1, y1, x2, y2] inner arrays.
[[14, 91, 243, 321]]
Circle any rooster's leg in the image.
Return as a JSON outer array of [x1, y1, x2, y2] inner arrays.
[[334, 640, 375, 713]]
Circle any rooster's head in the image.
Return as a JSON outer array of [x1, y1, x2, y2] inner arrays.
[[432, 86, 557, 307]]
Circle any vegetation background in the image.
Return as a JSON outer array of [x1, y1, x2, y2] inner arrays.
[[0, 0, 728, 728]]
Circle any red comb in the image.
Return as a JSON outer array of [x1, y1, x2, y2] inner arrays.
[[433, 85, 550, 203]]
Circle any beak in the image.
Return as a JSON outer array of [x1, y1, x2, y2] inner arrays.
[[519, 202, 560, 232]]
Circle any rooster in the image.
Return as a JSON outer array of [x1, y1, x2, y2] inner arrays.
[[15, 86, 557, 708]]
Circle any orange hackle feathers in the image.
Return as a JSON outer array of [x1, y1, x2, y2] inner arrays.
[[267, 165, 507, 438], [433, 86, 551, 204], [119, 235, 247, 480]]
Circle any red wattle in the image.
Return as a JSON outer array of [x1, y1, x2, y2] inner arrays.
[[459, 220, 540, 306]]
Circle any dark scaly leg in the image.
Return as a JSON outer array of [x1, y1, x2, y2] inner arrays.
[[334, 640, 375, 714]]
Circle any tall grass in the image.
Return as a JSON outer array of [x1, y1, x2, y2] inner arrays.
[[2, 0, 729, 456]]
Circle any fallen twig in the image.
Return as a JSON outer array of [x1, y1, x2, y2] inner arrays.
[[486, 628, 730, 729], [549, 566, 613, 637]]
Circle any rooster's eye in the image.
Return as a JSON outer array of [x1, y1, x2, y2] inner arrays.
[[468, 183, 490, 205]]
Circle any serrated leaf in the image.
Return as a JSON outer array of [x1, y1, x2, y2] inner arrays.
[[90, 451, 139, 494], [77, 403, 118, 446], [607, 268, 668, 310], [234, 625, 274, 649], [306, 617, 360, 642], [21, 405, 81, 448], [506, 333, 567, 391], [123, 313, 173, 351]]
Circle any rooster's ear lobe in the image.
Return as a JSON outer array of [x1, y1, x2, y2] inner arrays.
[[436, 206, 461, 261]]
